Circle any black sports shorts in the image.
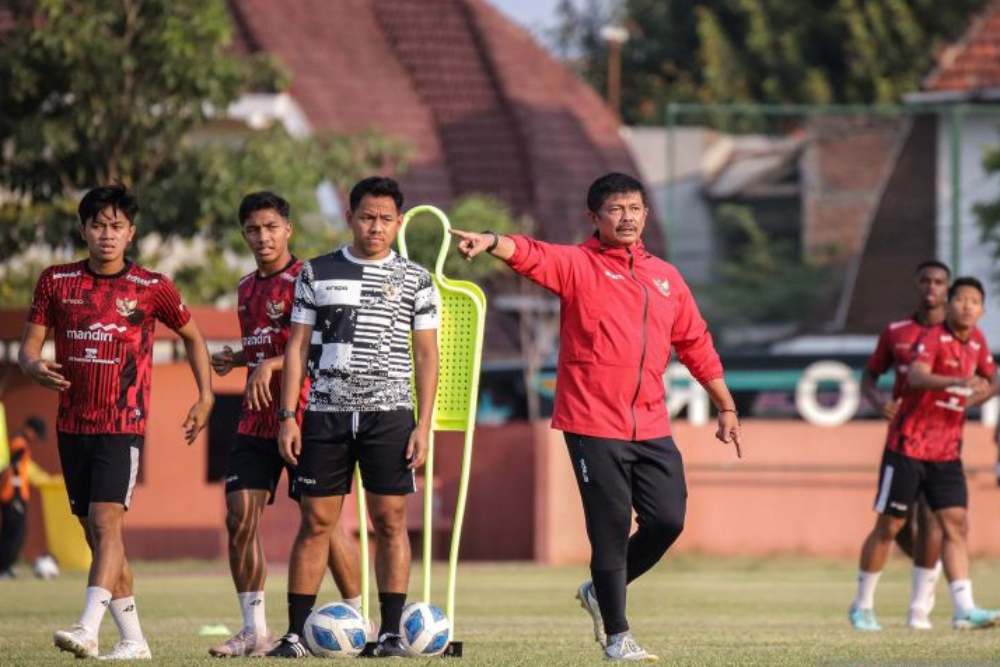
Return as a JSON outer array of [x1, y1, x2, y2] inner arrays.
[[57, 433, 143, 517], [294, 410, 416, 497], [225, 434, 298, 503], [874, 449, 967, 517]]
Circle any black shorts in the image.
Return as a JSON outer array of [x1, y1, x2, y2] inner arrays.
[[225, 434, 297, 503], [874, 449, 967, 517], [295, 410, 416, 497], [57, 433, 143, 518]]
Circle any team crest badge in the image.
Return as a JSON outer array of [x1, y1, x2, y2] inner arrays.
[[265, 299, 285, 320], [116, 297, 138, 318], [382, 281, 402, 301], [653, 278, 670, 297]]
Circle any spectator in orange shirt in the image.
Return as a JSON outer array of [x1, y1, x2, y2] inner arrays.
[[0, 416, 47, 578]]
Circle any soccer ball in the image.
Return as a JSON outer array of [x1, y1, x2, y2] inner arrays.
[[303, 602, 369, 658], [400, 602, 452, 657], [32, 554, 60, 580]]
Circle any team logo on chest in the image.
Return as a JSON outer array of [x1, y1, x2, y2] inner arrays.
[[653, 278, 671, 297], [265, 299, 286, 320], [116, 298, 138, 318]]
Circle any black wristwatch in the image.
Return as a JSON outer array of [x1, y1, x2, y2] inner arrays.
[[482, 230, 500, 253], [277, 408, 296, 421]]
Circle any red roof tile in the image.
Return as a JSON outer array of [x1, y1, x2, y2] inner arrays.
[[226, 0, 660, 252], [924, 0, 1000, 92]]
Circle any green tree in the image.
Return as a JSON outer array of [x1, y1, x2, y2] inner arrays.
[[975, 142, 1000, 290], [554, 0, 985, 123], [0, 0, 412, 304]]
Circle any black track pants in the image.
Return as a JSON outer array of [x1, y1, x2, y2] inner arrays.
[[565, 433, 687, 635]]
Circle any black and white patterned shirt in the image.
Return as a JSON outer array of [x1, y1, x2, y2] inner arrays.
[[291, 247, 440, 412]]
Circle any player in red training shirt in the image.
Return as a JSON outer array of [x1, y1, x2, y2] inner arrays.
[[851, 277, 999, 631], [858, 261, 948, 629], [208, 192, 362, 657], [18, 185, 214, 660]]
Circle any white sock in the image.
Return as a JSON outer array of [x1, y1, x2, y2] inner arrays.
[[343, 595, 362, 612], [853, 571, 881, 610], [109, 596, 144, 642], [78, 586, 112, 636], [238, 591, 267, 635], [949, 579, 976, 615], [909, 566, 939, 614]]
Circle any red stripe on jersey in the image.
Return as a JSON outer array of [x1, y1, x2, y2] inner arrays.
[[866, 317, 930, 399]]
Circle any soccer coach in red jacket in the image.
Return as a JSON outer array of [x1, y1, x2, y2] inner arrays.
[[453, 172, 742, 662]]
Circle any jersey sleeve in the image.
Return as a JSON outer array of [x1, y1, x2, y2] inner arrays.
[[412, 271, 441, 331], [505, 235, 579, 297], [670, 272, 724, 384], [27, 268, 54, 327], [290, 261, 317, 326], [866, 328, 893, 376], [152, 277, 192, 331]]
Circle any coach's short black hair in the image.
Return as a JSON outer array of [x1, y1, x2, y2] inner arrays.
[[949, 276, 985, 301], [349, 176, 404, 212], [239, 191, 290, 225], [915, 260, 951, 277], [586, 172, 647, 213], [24, 415, 46, 441], [78, 184, 138, 226]]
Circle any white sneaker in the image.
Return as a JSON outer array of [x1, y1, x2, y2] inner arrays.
[[99, 639, 152, 660], [576, 581, 607, 647], [208, 628, 272, 657], [604, 632, 659, 662], [907, 608, 932, 630], [53, 623, 99, 658]]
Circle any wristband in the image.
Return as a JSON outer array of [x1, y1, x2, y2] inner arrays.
[[277, 408, 296, 421], [719, 408, 738, 416], [482, 230, 500, 253]]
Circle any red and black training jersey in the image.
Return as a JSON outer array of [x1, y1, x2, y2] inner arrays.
[[866, 317, 932, 399], [28, 260, 191, 435], [236, 258, 308, 438], [887, 324, 996, 462]]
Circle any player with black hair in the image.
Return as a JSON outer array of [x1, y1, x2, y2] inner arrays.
[[208, 191, 364, 656], [19, 184, 214, 660], [851, 275, 1000, 631]]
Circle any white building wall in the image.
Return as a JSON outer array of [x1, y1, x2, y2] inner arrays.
[[937, 111, 1000, 336]]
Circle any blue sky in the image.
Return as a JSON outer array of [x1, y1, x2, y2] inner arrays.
[[488, 0, 563, 35]]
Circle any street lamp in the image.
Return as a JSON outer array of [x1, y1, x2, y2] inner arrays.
[[600, 24, 629, 121]]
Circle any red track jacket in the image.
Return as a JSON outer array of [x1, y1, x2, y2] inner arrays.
[[506, 235, 724, 441]]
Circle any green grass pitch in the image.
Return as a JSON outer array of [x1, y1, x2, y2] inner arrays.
[[3, 556, 1000, 664]]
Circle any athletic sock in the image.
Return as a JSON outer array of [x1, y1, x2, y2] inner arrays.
[[909, 566, 938, 614], [852, 570, 881, 610], [238, 591, 267, 636], [286, 593, 316, 638], [109, 596, 144, 642], [592, 568, 629, 636], [78, 586, 112, 636], [377, 592, 406, 638], [949, 579, 976, 616], [343, 595, 363, 613]]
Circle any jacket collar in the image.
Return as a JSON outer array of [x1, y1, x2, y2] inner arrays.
[[582, 235, 650, 263]]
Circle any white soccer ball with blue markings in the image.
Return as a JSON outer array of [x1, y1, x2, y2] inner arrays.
[[400, 602, 452, 657], [303, 601, 369, 658]]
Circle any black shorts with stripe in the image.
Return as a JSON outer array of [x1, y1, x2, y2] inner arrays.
[[57, 433, 143, 518], [295, 409, 416, 497], [873, 448, 966, 517]]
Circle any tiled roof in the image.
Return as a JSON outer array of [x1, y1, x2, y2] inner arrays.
[[226, 0, 660, 252], [924, 0, 1000, 92]]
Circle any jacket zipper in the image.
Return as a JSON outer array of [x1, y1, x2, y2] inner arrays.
[[628, 249, 649, 441]]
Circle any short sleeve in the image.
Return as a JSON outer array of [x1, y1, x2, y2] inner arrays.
[[412, 271, 440, 331], [27, 269, 54, 327], [866, 328, 893, 376], [290, 261, 317, 326], [152, 277, 192, 331]]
